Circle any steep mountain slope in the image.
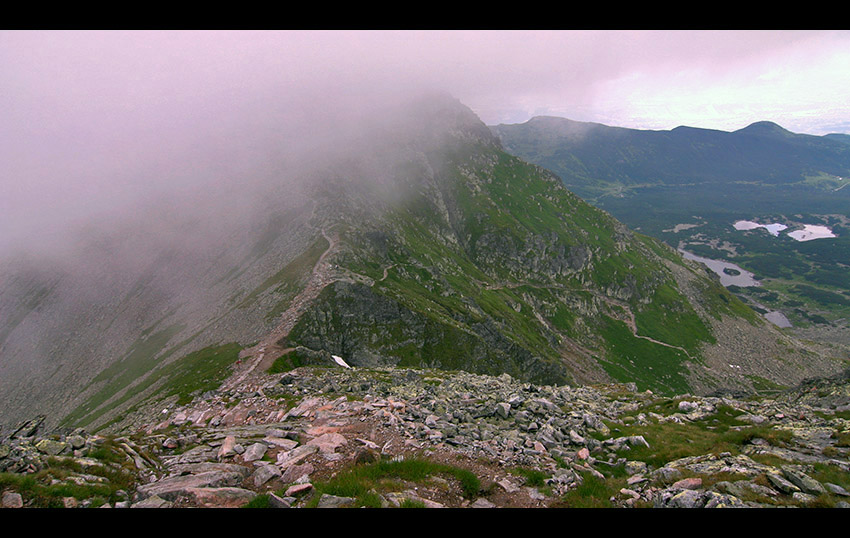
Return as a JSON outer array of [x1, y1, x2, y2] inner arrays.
[[490, 116, 850, 341], [1, 95, 844, 436], [489, 116, 850, 243]]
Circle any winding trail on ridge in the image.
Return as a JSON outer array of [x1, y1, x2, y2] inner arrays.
[[484, 278, 697, 361], [225, 238, 695, 391], [223, 227, 339, 390]]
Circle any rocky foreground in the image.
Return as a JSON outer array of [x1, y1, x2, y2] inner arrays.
[[2, 364, 850, 509]]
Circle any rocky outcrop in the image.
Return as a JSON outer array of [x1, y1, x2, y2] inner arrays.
[[3, 364, 849, 508]]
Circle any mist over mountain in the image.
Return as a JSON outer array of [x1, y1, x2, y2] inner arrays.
[[1, 93, 844, 437]]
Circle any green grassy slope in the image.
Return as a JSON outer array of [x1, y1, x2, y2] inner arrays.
[[284, 109, 762, 394]]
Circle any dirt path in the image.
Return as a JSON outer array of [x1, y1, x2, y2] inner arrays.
[[378, 264, 396, 282], [224, 229, 339, 390], [485, 278, 697, 361]]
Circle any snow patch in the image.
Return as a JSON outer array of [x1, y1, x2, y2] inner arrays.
[[787, 225, 836, 242], [332, 355, 351, 369], [733, 220, 788, 236]]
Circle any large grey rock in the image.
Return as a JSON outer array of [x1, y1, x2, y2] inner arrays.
[[317, 494, 356, 508], [652, 466, 682, 483], [131, 495, 172, 508], [183, 487, 257, 508], [277, 444, 318, 468], [471, 498, 496, 508], [10, 416, 45, 439], [166, 462, 251, 478], [781, 466, 826, 495], [678, 401, 698, 413], [625, 460, 647, 476], [281, 462, 314, 484], [242, 443, 267, 462], [2, 491, 23, 508], [305, 433, 346, 454], [791, 492, 818, 504], [826, 483, 850, 497], [267, 493, 291, 508], [703, 491, 746, 508], [217, 436, 237, 460], [35, 439, 67, 456], [252, 464, 281, 487], [667, 489, 704, 508], [66, 435, 86, 450], [766, 472, 801, 495], [137, 470, 247, 501], [568, 430, 585, 445]]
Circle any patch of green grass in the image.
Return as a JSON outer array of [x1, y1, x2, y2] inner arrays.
[[0, 453, 136, 508], [720, 425, 793, 447], [88, 438, 125, 464], [596, 317, 694, 395], [267, 349, 304, 374], [63, 342, 242, 430], [509, 467, 548, 487], [553, 472, 621, 508], [153, 343, 243, 405], [608, 406, 788, 469], [355, 491, 385, 508], [810, 461, 850, 490], [308, 457, 480, 507], [833, 430, 850, 447], [745, 375, 788, 393], [242, 494, 271, 508], [633, 283, 716, 353]]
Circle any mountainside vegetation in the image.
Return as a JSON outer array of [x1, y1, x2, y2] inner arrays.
[[491, 116, 850, 344], [275, 97, 842, 400], [1, 95, 846, 439]]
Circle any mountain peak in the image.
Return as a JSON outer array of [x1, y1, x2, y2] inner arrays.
[[734, 121, 793, 137]]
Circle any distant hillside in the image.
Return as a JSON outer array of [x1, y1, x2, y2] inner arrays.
[[490, 116, 850, 343], [825, 133, 850, 145], [491, 117, 850, 201]]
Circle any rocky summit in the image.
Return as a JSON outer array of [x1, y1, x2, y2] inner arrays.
[[2, 360, 849, 509]]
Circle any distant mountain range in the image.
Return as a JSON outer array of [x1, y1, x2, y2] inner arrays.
[[491, 116, 850, 200]]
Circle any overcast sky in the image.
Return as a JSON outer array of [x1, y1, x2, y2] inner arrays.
[[2, 30, 849, 253]]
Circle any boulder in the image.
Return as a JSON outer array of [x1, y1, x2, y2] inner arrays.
[[2, 491, 23, 508], [781, 466, 826, 495], [252, 464, 281, 487], [35, 439, 67, 456], [183, 487, 257, 508], [242, 443, 267, 463], [136, 470, 247, 501], [217, 436, 237, 460]]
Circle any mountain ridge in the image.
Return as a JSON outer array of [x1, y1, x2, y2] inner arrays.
[[1, 94, 845, 437]]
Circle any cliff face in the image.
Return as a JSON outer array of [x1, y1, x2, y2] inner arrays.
[[0, 94, 845, 436]]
